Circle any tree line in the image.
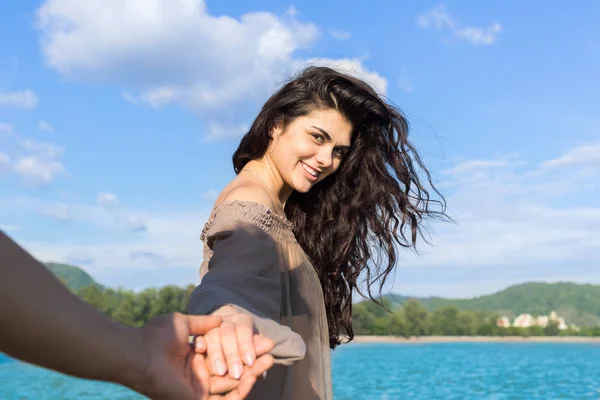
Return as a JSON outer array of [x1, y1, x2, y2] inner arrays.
[[75, 284, 195, 327], [70, 282, 600, 337], [353, 298, 600, 337]]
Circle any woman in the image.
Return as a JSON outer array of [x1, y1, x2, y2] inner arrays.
[[188, 66, 446, 399]]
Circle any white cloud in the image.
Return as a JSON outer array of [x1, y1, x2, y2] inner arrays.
[[329, 29, 351, 40], [303, 58, 387, 94], [0, 89, 39, 109], [65, 251, 95, 265], [121, 92, 138, 105], [455, 24, 502, 46], [14, 139, 67, 186], [443, 156, 522, 176], [417, 5, 502, 46], [130, 250, 167, 264], [84, 194, 148, 231], [0, 124, 68, 186], [21, 139, 63, 158], [7, 195, 149, 234], [0, 123, 14, 134], [11, 200, 210, 276], [97, 192, 119, 208], [13, 156, 66, 186], [42, 203, 70, 221], [541, 144, 600, 169], [9, 141, 600, 292], [122, 214, 148, 232], [38, 121, 55, 133], [202, 121, 249, 142], [0, 224, 23, 233], [401, 145, 600, 271], [35, 0, 387, 140], [141, 87, 177, 109]]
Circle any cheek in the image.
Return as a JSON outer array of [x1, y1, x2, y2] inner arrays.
[[293, 137, 318, 158]]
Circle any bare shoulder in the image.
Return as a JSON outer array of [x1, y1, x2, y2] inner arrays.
[[217, 179, 276, 210]]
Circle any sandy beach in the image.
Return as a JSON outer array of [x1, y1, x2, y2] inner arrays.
[[352, 335, 600, 343]]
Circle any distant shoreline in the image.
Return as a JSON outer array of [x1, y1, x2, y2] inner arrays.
[[352, 335, 600, 343]]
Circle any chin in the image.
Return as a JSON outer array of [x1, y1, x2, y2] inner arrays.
[[291, 178, 313, 193], [293, 184, 312, 194]]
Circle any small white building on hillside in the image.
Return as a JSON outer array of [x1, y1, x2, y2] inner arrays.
[[513, 313, 535, 328], [496, 310, 576, 331]]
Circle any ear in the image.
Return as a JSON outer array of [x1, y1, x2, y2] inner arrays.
[[270, 122, 284, 139]]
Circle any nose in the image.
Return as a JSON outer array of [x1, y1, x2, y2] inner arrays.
[[315, 147, 334, 169]]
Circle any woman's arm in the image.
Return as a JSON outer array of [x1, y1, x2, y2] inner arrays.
[[0, 230, 273, 399], [188, 215, 306, 380]]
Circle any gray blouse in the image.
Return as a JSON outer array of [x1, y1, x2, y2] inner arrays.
[[187, 200, 332, 400]]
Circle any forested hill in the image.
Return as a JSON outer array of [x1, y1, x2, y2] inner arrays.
[[380, 282, 600, 327], [45, 262, 600, 327], [45, 262, 103, 291]]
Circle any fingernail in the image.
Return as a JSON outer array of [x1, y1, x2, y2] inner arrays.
[[243, 352, 254, 366], [261, 371, 268, 380], [214, 360, 227, 376], [231, 363, 242, 379]]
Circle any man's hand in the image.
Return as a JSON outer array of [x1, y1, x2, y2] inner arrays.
[[125, 312, 274, 399]]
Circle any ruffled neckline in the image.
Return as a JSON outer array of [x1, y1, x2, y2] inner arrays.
[[201, 200, 296, 242]]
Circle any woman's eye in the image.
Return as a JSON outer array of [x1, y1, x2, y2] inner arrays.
[[312, 134, 324, 142]]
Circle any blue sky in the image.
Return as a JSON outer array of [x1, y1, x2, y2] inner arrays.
[[1, 1, 599, 298]]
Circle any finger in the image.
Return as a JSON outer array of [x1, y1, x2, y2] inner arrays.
[[227, 376, 257, 400], [209, 370, 248, 394], [208, 353, 273, 395], [205, 328, 227, 376], [250, 354, 274, 379], [186, 315, 222, 335], [209, 355, 274, 395], [208, 376, 257, 400], [235, 315, 256, 367], [253, 334, 274, 356], [191, 352, 210, 399], [194, 335, 207, 353], [219, 321, 243, 380]]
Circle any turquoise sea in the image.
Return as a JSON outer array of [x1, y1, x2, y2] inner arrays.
[[2, 342, 600, 399]]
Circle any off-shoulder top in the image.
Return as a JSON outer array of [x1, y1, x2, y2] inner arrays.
[[187, 200, 332, 400]]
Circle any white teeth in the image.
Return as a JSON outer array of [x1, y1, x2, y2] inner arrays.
[[302, 162, 318, 177]]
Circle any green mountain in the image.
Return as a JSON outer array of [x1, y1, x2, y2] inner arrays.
[[43, 261, 600, 328], [381, 282, 600, 327], [45, 262, 103, 291]]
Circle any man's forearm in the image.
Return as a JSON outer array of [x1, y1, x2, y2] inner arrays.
[[0, 231, 143, 386]]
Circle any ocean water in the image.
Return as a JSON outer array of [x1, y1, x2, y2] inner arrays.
[[2, 342, 600, 399]]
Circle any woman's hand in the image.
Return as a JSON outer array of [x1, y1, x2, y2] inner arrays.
[[129, 312, 273, 399], [206, 305, 261, 380], [193, 333, 274, 398]]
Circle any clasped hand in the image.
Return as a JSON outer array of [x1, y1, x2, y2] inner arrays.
[[204, 306, 262, 381], [132, 310, 272, 400]]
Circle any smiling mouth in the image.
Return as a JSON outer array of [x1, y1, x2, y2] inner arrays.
[[301, 162, 319, 180]]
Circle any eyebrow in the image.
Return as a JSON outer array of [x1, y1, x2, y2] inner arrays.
[[310, 126, 350, 151]]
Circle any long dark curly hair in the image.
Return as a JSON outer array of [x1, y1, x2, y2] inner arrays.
[[233, 66, 448, 349]]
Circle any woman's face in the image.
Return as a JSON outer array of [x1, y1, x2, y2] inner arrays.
[[269, 108, 353, 193]]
